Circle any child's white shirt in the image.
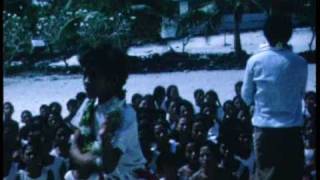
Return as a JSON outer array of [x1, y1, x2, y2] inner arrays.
[[17, 168, 49, 180], [234, 151, 256, 175], [4, 162, 18, 180], [64, 170, 101, 180], [44, 156, 65, 180], [50, 148, 71, 170]]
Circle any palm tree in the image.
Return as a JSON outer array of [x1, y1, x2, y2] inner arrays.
[[215, 0, 245, 61], [217, 0, 266, 61]]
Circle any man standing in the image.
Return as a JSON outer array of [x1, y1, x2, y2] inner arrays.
[[241, 15, 308, 180], [69, 43, 146, 179]]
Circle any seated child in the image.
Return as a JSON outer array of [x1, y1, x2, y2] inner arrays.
[[3, 145, 18, 180], [16, 144, 54, 180], [19, 110, 33, 141], [194, 89, 205, 114], [177, 142, 200, 180], [51, 127, 72, 170], [131, 93, 143, 111], [153, 86, 166, 111], [191, 121, 207, 149], [41, 135, 67, 180], [64, 159, 103, 180], [190, 141, 230, 179], [64, 99, 78, 123]]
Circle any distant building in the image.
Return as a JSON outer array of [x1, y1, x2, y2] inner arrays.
[[32, 0, 52, 6], [179, 0, 189, 15], [161, 17, 178, 38]]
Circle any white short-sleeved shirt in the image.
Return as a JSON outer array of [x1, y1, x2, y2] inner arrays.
[[71, 98, 146, 179], [242, 45, 308, 128]]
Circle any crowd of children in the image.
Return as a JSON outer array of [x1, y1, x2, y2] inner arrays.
[[3, 82, 316, 180]]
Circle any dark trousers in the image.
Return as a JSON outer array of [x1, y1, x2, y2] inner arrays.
[[253, 127, 304, 180]]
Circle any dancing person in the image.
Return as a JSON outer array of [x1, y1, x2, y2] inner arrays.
[[69, 43, 146, 179]]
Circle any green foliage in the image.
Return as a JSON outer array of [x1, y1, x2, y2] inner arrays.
[[3, 1, 137, 62], [130, 10, 161, 43], [76, 10, 133, 49], [177, 9, 222, 37], [294, 0, 315, 26], [3, 12, 32, 61]]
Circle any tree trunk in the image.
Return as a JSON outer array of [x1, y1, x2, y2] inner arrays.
[[182, 35, 191, 53], [309, 26, 315, 51], [234, 4, 243, 61], [234, 19, 242, 61]]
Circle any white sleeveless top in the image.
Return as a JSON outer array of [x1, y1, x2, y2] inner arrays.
[[64, 170, 101, 180], [44, 157, 64, 180], [4, 163, 18, 180], [17, 169, 49, 180], [50, 148, 70, 170], [234, 151, 256, 175]]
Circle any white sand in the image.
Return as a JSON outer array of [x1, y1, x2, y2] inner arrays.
[[4, 64, 316, 125]]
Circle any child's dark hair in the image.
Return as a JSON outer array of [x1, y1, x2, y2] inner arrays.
[[67, 99, 77, 108], [49, 102, 62, 115], [223, 100, 235, 112], [4, 101, 14, 111], [235, 81, 243, 88], [194, 88, 204, 96], [154, 86, 166, 97], [201, 141, 220, 160], [205, 90, 220, 107], [166, 85, 179, 97], [21, 110, 32, 116], [78, 43, 129, 100], [179, 99, 195, 116], [263, 14, 293, 46], [76, 92, 86, 102], [40, 104, 49, 110], [156, 152, 177, 172], [304, 91, 316, 100]]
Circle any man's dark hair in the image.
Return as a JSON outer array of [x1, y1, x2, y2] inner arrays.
[[263, 15, 293, 46], [79, 43, 129, 99]]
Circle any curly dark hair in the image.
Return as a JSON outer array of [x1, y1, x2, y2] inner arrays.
[[78, 43, 129, 99]]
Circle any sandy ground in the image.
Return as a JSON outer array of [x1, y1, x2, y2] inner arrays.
[[4, 64, 316, 125], [127, 27, 316, 57], [50, 27, 315, 67]]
